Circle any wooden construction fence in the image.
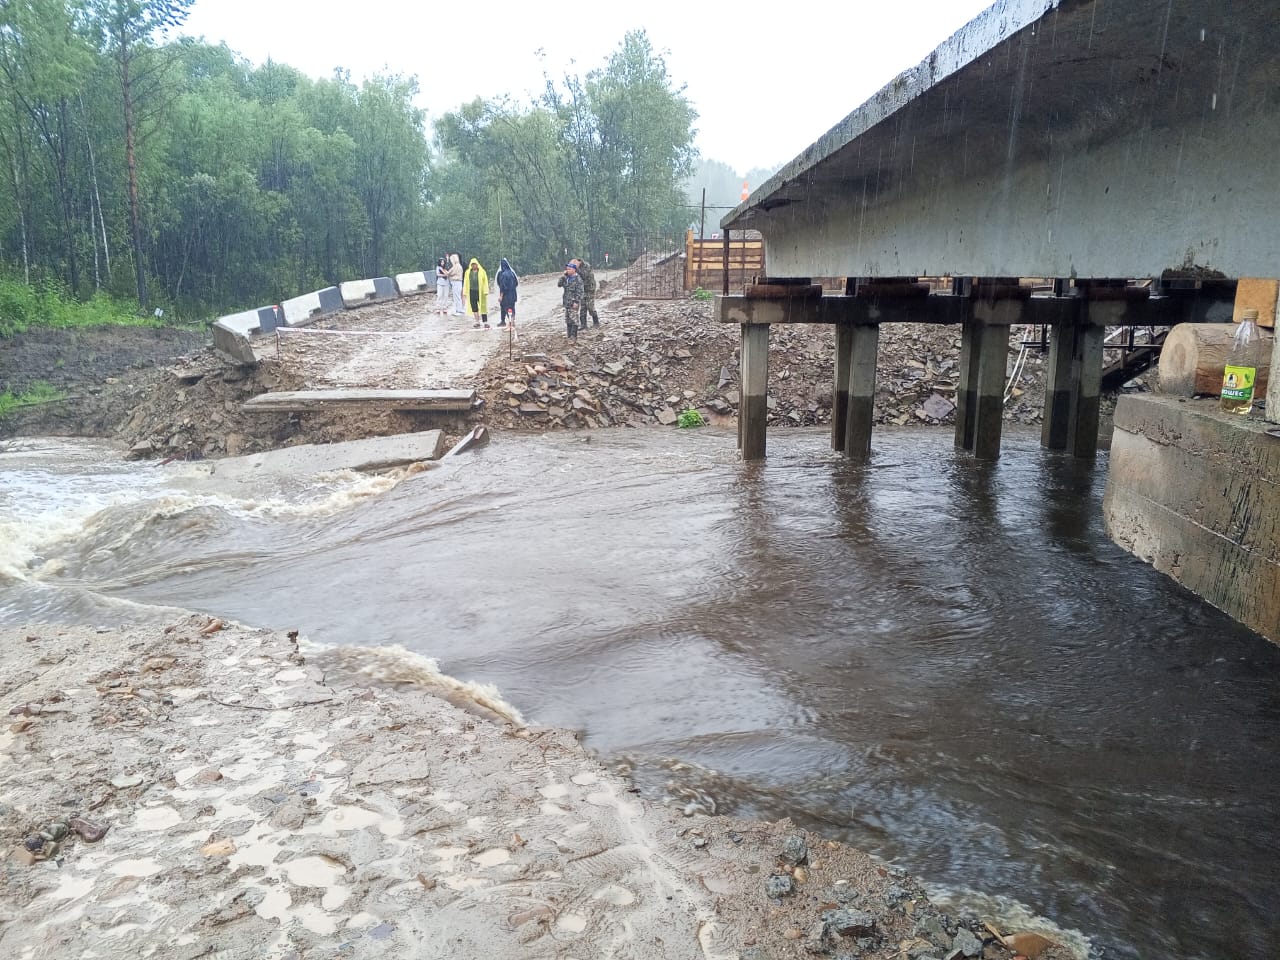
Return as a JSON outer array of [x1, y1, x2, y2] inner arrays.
[[684, 229, 764, 293]]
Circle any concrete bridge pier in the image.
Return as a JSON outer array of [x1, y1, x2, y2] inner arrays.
[[1040, 316, 1104, 458], [1041, 285, 1141, 458], [955, 290, 1026, 460], [842, 324, 880, 461], [739, 322, 770, 460], [831, 323, 853, 452], [832, 321, 881, 461]]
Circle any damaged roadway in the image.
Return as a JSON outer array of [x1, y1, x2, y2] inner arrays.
[[0, 618, 1075, 960]]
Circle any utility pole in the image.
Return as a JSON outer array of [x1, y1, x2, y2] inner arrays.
[[699, 187, 706, 240]]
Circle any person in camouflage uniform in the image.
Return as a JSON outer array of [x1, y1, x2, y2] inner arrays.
[[557, 262, 584, 339], [572, 258, 599, 328]]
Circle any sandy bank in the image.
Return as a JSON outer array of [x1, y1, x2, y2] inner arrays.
[[0, 618, 1074, 960]]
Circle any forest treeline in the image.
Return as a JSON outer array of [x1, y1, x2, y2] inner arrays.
[[0, 1, 705, 318]]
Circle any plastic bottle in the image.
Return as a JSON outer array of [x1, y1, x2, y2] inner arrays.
[[1220, 309, 1267, 414]]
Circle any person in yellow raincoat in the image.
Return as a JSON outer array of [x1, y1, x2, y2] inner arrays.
[[462, 258, 490, 328]]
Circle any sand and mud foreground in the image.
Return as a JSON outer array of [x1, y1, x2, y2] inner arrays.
[[0, 617, 1073, 960]]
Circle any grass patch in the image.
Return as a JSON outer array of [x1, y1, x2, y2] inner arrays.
[[0, 381, 66, 418], [678, 408, 705, 428], [0, 277, 157, 339]]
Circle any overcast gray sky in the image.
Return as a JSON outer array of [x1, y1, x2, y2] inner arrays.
[[181, 0, 992, 173]]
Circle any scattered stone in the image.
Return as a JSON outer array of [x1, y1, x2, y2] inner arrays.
[[12, 846, 41, 866], [780, 833, 808, 866], [921, 393, 955, 420], [950, 927, 984, 958], [824, 908, 876, 938], [657, 406, 678, 425], [269, 798, 306, 830], [766, 873, 795, 898], [352, 749, 431, 786], [110, 774, 144, 790], [200, 839, 236, 858], [69, 817, 109, 843]]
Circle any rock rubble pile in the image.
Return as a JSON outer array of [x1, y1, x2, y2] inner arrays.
[[474, 299, 1052, 433]]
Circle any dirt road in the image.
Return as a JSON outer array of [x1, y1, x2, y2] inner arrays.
[[271, 272, 617, 391]]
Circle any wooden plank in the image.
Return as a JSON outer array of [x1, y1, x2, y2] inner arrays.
[[243, 389, 476, 413], [1233, 277, 1278, 329]]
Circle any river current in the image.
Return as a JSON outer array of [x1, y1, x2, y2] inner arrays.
[[2, 429, 1277, 959]]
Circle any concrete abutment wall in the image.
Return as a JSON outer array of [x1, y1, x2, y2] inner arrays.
[[1104, 395, 1280, 643]]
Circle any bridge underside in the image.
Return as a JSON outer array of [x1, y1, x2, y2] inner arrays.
[[718, 0, 1280, 461]]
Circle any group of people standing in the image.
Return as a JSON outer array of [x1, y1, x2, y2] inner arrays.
[[434, 254, 517, 329], [431, 254, 599, 339]]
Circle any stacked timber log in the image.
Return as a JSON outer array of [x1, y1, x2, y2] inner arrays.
[[1158, 324, 1273, 397]]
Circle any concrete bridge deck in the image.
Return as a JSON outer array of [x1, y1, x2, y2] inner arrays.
[[717, 0, 1279, 464]]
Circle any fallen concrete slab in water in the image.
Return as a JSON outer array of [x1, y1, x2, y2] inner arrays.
[[243, 388, 475, 412], [199, 430, 447, 480], [444, 425, 489, 458]]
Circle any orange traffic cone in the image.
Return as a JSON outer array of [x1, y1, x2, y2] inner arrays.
[[741, 180, 750, 202]]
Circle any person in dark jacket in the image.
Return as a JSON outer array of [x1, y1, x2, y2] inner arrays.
[[495, 258, 518, 326], [571, 257, 599, 327], [557, 263, 583, 340]]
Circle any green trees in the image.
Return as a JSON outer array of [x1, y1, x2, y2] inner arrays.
[[436, 29, 697, 271], [0, 16, 697, 317]]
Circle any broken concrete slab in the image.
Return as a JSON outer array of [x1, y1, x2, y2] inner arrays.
[[242, 389, 476, 413], [280, 286, 343, 327], [443, 426, 490, 459], [340, 277, 398, 309], [199, 431, 447, 482]]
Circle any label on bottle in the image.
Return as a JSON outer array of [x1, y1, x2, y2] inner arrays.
[[1221, 364, 1256, 401]]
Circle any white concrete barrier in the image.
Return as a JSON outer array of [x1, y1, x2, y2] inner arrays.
[[395, 272, 431, 296], [281, 286, 343, 327], [212, 306, 279, 364], [340, 277, 397, 309]]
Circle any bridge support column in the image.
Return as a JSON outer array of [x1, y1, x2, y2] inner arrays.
[[843, 324, 880, 461], [1067, 307, 1107, 459], [739, 323, 770, 461], [1041, 321, 1077, 451], [955, 322, 1009, 459], [973, 320, 1010, 460], [957, 292, 1024, 460], [831, 323, 852, 451]]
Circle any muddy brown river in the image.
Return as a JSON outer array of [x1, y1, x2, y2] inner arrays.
[[3, 428, 1277, 959]]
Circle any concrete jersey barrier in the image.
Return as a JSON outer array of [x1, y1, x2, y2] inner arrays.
[[340, 277, 397, 308], [212, 305, 279, 365], [280, 286, 343, 327], [395, 272, 431, 296]]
